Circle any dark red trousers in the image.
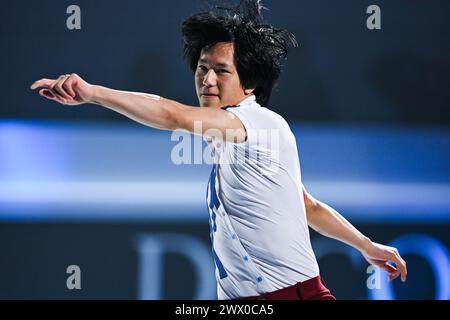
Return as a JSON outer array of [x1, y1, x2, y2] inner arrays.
[[238, 276, 336, 300]]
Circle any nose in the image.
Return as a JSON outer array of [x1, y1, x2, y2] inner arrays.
[[203, 69, 217, 87]]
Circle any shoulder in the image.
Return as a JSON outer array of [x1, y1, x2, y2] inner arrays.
[[225, 99, 290, 131], [225, 99, 295, 148]]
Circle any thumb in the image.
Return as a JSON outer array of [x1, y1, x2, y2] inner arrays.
[[39, 89, 55, 99], [382, 262, 397, 274]]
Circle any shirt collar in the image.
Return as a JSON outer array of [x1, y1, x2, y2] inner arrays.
[[237, 95, 256, 107], [221, 95, 257, 110]]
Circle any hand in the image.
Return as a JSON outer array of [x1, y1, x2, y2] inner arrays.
[[361, 241, 407, 282], [30, 73, 95, 106]]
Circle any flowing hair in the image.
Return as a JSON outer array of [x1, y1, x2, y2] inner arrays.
[[182, 0, 297, 106]]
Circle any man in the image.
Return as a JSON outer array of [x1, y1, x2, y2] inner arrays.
[[31, 0, 406, 300]]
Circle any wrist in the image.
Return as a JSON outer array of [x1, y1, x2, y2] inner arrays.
[[358, 236, 373, 254], [91, 85, 105, 105]]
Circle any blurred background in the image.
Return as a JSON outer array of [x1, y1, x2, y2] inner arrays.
[[1, 0, 449, 299]]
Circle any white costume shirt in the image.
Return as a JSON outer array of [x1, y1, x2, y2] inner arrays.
[[206, 95, 320, 300]]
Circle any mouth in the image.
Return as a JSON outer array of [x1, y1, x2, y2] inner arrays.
[[201, 93, 219, 98]]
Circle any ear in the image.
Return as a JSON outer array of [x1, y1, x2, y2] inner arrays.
[[244, 88, 255, 95]]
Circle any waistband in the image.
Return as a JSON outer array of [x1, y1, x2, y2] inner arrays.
[[237, 275, 335, 300]]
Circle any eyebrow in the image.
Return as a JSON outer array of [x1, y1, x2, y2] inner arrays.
[[198, 58, 233, 69]]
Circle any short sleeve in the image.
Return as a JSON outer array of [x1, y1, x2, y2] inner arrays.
[[224, 106, 258, 145]]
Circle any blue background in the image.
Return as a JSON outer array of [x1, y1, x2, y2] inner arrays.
[[0, 0, 449, 299]]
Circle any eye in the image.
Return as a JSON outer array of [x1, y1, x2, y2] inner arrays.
[[197, 65, 208, 72], [217, 69, 230, 74]]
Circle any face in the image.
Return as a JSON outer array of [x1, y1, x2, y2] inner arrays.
[[195, 42, 253, 109]]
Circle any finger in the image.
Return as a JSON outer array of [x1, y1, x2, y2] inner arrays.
[[390, 252, 407, 282], [383, 262, 397, 274], [386, 263, 400, 281], [398, 257, 407, 282], [47, 85, 66, 102], [401, 262, 407, 282], [51, 89, 69, 104], [53, 76, 73, 100], [62, 77, 76, 98], [31, 78, 55, 90], [49, 78, 70, 101], [39, 89, 56, 100], [44, 88, 68, 104], [49, 75, 65, 92], [388, 270, 401, 282]]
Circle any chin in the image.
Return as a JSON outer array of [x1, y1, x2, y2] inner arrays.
[[201, 102, 218, 109]]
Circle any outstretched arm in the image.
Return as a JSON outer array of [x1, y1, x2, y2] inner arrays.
[[30, 73, 246, 142], [302, 185, 407, 282]]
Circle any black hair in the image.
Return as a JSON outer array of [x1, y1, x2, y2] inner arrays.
[[182, 0, 297, 106]]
